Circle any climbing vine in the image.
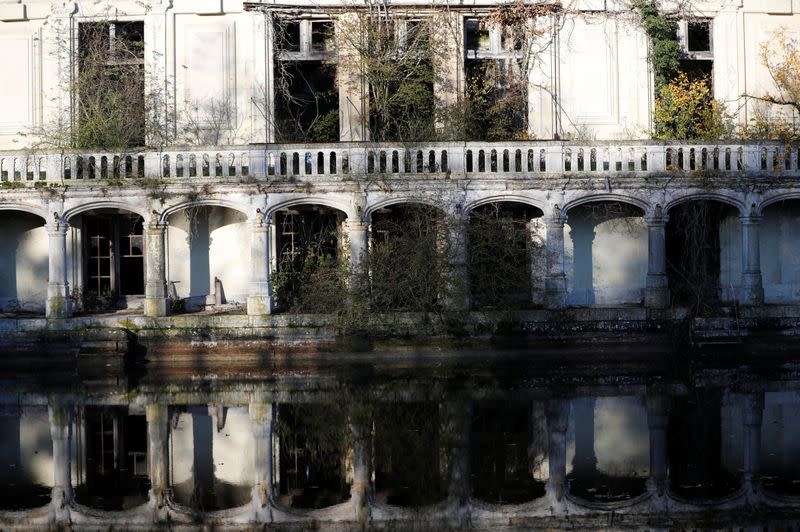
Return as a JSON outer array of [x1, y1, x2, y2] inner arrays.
[[631, 0, 681, 91]]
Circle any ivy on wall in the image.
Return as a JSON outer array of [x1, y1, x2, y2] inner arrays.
[[631, 0, 682, 91]]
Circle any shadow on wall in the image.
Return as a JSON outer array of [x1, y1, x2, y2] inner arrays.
[[166, 207, 249, 311], [0, 211, 48, 313], [565, 203, 647, 306]]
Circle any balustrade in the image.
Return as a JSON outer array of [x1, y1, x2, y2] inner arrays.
[[1, 141, 797, 185]]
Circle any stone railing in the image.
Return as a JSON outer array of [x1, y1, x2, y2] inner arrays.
[[1, 141, 799, 185]]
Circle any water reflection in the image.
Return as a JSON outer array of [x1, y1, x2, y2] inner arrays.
[[2, 350, 800, 528]]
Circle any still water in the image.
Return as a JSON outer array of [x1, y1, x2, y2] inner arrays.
[[2, 346, 800, 529]]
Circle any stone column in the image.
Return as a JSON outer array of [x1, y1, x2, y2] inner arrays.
[[645, 210, 669, 309], [528, 217, 546, 306], [740, 213, 764, 306], [646, 392, 670, 498], [250, 400, 275, 522], [145, 221, 168, 317], [146, 403, 170, 521], [345, 217, 368, 274], [349, 412, 372, 525], [248, 214, 273, 315], [432, 10, 463, 134], [545, 399, 569, 510], [742, 392, 764, 502], [446, 210, 470, 311], [49, 402, 72, 524], [545, 209, 567, 308], [46, 221, 71, 318], [443, 400, 472, 528], [336, 12, 368, 142]]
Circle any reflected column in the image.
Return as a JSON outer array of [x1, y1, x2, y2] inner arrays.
[[743, 392, 764, 502], [249, 399, 275, 522], [146, 403, 170, 521], [545, 399, 569, 510], [646, 391, 670, 499], [349, 409, 372, 525], [49, 401, 73, 524], [572, 398, 597, 478], [443, 399, 472, 527]]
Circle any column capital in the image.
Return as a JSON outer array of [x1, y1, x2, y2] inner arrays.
[[45, 221, 70, 235], [740, 214, 762, 225], [147, 220, 168, 233]]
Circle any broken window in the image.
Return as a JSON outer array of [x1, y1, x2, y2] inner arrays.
[[677, 19, 713, 85], [463, 18, 528, 140], [274, 18, 338, 142], [77, 21, 145, 148], [366, 18, 436, 141]]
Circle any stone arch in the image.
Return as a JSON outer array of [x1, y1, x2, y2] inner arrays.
[[465, 194, 547, 214], [365, 196, 445, 219], [160, 198, 250, 224], [267, 197, 353, 220], [63, 200, 149, 223], [563, 194, 650, 215], [665, 193, 745, 216], [758, 191, 800, 214], [0, 202, 48, 222]]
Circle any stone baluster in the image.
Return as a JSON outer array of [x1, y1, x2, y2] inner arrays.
[[645, 206, 669, 309], [443, 400, 472, 528], [646, 392, 670, 499], [545, 207, 567, 309], [247, 212, 274, 315], [249, 399, 275, 522], [49, 402, 73, 524], [46, 219, 72, 318], [545, 399, 570, 511], [740, 207, 764, 306], [349, 411, 372, 525], [146, 403, 170, 521], [145, 221, 168, 317], [743, 392, 764, 503]]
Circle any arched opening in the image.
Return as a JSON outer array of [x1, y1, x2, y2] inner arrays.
[[567, 397, 649, 502], [170, 405, 255, 511], [0, 406, 52, 510], [68, 208, 146, 313], [470, 400, 546, 504], [275, 403, 351, 509], [761, 391, 800, 495], [368, 203, 448, 312], [72, 406, 150, 510], [166, 206, 249, 313], [271, 204, 347, 313], [373, 402, 447, 507], [565, 201, 647, 306], [0, 210, 47, 315], [760, 199, 800, 304], [668, 389, 741, 499], [468, 202, 545, 309], [665, 200, 741, 307]]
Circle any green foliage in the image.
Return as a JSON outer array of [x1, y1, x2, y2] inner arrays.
[[463, 60, 529, 141], [271, 253, 347, 313], [632, 0, 681, 90]]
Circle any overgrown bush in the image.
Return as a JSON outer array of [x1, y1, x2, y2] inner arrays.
[[653, 72, 730, 140]]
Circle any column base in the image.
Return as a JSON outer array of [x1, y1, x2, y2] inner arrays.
[[645, 274, 669, 309], [248, 295, 273, 316], [144, 297, 168, 317], [741, 273, 764, 306], [545, 275, 567, 309], [46, 296, 72, 319]]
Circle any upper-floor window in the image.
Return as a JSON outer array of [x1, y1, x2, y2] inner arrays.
[[678, 19, 712, 58], [276, 18, 335, 59], [465, 17, 521, 59]]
